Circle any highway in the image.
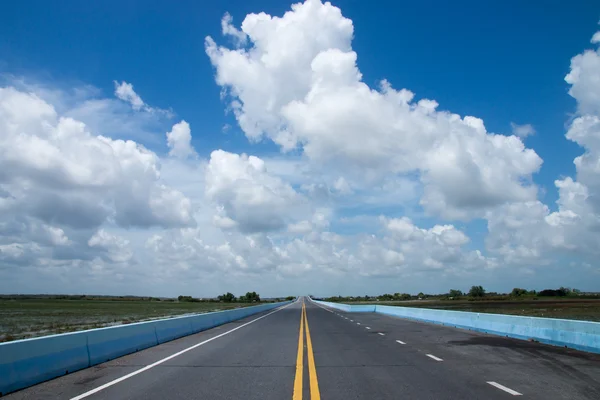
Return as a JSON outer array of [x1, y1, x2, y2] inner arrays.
[[4, 297, 600, 399]]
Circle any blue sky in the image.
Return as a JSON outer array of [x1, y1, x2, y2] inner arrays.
[[3, 0, 597, 167], [1, 0, 599, 296]]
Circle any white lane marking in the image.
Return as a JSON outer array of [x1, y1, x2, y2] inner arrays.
[[426, 354, 443, 362], [396, 340, 406, 345], [309, 297, 340, 315], [311, 301, 335, 313], [487, 382, 522, 396], [357, 322, 361, 325], [366, 327, 371, 330], [70, 302, 295, 400], [349, 320, 353, 322], [378, 333, 385, 336]]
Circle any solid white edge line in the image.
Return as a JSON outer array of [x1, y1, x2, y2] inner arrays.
[[396, 340, 406, 345], [70, 301, 296, 400], [487, 381, 522, 396], [378, 332, 385, 336], [425, 354, 443, 362]]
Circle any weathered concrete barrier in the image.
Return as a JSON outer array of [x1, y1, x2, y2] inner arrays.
[[312, 299, 600, 354]]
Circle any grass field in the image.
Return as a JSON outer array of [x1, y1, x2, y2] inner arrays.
[[0, 299, 259, 342], [357, 298, 600, 322]]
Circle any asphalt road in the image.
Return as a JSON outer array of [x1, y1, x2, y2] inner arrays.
[[4, 297, 600, 399]]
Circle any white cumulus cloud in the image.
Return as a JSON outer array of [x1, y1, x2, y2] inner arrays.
[[206, 0, 542, 219], [205, 150, 307, 233], [166, 120, 197, 159], [114, 81, 145, 111]]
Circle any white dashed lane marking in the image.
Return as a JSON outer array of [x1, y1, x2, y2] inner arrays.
[[426, 354, 443, 362], [487, 382, 522, 396]]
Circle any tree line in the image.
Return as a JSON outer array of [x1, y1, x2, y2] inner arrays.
[[321, 286, 596, 303], [177, 293, 296, 303]]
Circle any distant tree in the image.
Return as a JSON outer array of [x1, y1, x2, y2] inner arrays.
[[559, 287, 572, 296], [241, 291, 260, 302], [468, 285, 486, 297], [448, 289, 463, 298], [218, 292, 236, 302], [417, 292, 425, 299], [510, 288, 528, 297], [539, 288, 569, 297], [285, 296, 295, 301]]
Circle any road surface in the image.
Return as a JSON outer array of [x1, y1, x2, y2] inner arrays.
[[5, 297, 600, 399]]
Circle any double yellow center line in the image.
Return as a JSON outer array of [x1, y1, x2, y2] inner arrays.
[[293, 301, 320, 400]]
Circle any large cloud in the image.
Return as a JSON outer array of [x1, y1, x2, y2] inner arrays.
[[486, 30, 600, 265], [144, 214, 486, 283], [3, 6, 600, 297], [205, 150, 308, 233], [206, 0, 542, 219], [0, 86, 194, 232]]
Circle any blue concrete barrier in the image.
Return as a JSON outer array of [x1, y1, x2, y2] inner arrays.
[[87, 321, 158, 366], [311, 298, 600, 354], [0, 331, 89, 396], [0, 300, 291, 396], [375, 305, 600, 354], [154, 316, 194, 344], [312, 300, 374, 312], [190, 313, 214, 334]]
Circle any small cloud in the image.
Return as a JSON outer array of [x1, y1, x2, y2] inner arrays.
[[510, 122, 535, 138], [213, 214, 238, 229], [221, 13, 247, 47], [166, 120, 198, 159], [113, 80, 173, 117], [333, 176, 352, 195], [114, 81, 145, 111], [287, 220, 313, 234]]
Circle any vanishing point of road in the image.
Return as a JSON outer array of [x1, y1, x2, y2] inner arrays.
[[5, 297, 600, 399]]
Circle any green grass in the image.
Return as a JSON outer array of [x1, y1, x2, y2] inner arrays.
[[356, 298, 600, 322], [0, 299, 258, 342]]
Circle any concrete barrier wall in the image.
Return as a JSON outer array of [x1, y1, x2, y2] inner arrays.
[[376, 305, 600, 354], [0, 301, 290, 396], [87, 321, 158, 366], [312, 300, 375, 312], [312, 299, 600, 354]]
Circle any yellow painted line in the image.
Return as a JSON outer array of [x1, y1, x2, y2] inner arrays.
[[304, 303, 321, 400], [292, 301, 305, 400]]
